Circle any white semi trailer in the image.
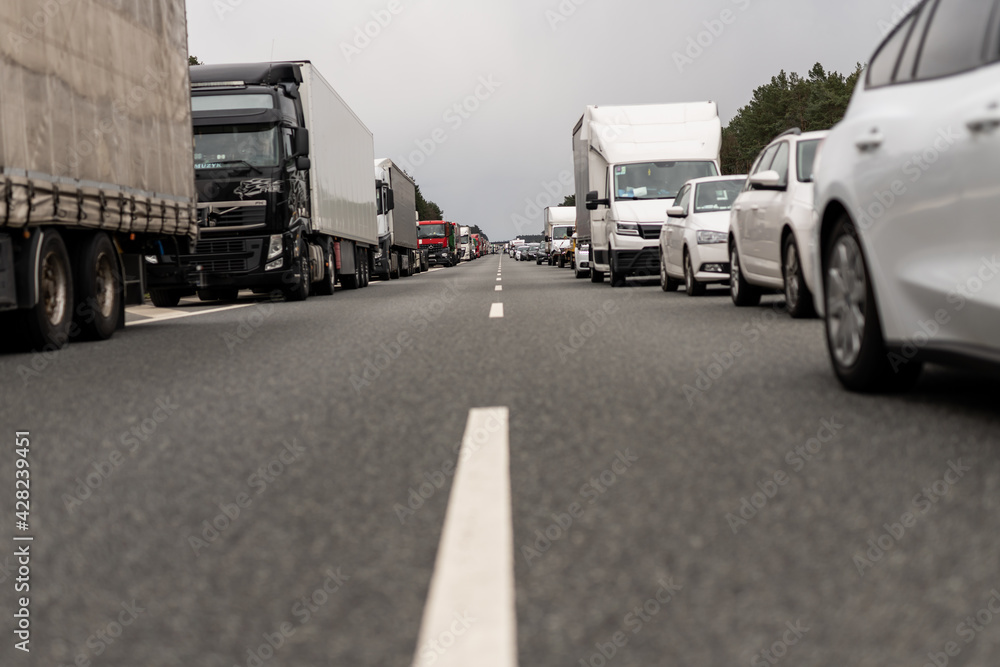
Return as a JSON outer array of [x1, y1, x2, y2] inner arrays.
[[374, 159, 419, 279]]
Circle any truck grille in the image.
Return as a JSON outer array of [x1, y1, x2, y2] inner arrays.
[[206, 206, 267, 227], [638, 223, 663, 240], [196, 258, 250, 272], [181, 238, 262, 274], [196, 239, 247, 255]]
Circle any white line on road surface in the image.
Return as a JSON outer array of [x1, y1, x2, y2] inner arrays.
[[496, 277, 502, 282], [411, 408, 517, 667], [495, 286, 502, 292], [126, 303, 257, 326], [489, 303, 504, 319]]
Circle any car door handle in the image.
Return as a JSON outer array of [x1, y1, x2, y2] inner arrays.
[[967, 104, 1000, 134], [855, 130, 884, 152]]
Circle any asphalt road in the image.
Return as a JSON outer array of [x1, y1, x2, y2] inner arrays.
[[1, 255, 999, 667]]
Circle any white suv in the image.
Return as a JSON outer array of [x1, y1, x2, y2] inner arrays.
[[812, 0, 1000, 392], [729, 129, 828, 317]]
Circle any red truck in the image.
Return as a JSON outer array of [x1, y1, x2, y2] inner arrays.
[[417, 221, 459, 267]]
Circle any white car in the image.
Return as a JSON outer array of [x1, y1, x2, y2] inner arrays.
[[660, 176, 746, 296], [812, 0, 1000, 392], [573, 233, 590, 279], [729, 129, 828, 317]]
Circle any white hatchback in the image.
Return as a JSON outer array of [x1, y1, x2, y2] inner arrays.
[[729, 129, 828, 317], [812, 0, 1000, 392], [659, 176, 746, 296]]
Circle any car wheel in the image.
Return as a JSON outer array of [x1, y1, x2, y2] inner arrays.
[[659, 252, 679, 292], [783, 235, 815, 318], [824, 216, 921, 392], [684, 251, 706, 297], [730, 243, 761, 307]]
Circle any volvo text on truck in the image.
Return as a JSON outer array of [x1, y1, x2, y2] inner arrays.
[[574, 103, 722, 287], [0, 0, 198, 350], [373, 158, 419, 279], [147, 61, 378, 305]]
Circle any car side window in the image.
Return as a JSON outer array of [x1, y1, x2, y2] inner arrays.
[[674, 185, 691, 213], [915, 0, 997, 80], [753, 145, 778, 176], [868, 12, 917, 88], [769, 142, 790, 187], [895, 1, 934, 83]]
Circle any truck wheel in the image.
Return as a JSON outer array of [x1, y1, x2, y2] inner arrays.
[[149, 289, 182, 308], [590, 262, 604, 283], [341, 250, 361, 290], [23, 231, 74, 350], [361, 251, 371, 287], [315, 242, 336, 296], [72, 232, 121, 340], [558, 255, 566, 268], [390, 253, 400, 279], [609, 255, 627, 287], [284, 251, 310, 301]]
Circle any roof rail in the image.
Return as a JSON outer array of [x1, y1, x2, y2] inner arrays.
[[777, 127, 803, 138]]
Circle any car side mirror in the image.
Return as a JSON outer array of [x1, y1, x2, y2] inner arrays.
[[666, 206, 687, 219], [586, 190, 610, 210], [749, 170, 784, 190], [294, 128, 310, 157]]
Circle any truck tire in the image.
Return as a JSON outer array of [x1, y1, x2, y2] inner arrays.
[[609, 255, 627, 287], [341, 249, 361, 290], [149, 289, 182, 308], [361, 251, 370, 287], [315, 242, 336, 296], [284, 249, 310, 301], [390, 252, 400, 279], [22, 231, 74, 350], [72, 232, 121, 340], [558, 255, 566, 268]]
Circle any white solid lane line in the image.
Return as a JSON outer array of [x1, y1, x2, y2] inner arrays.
[[489, 303, 504, 319], [411, 408, 517, 667], [126, 303, 257, 326]]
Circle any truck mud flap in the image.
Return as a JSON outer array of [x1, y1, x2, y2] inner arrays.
[[0, 234, 16, 310]]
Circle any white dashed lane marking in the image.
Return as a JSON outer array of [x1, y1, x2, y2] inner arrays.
[[410, 408, 517, 667], [489, 303, 504, 319]]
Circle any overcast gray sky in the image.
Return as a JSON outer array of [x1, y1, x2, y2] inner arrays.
[[187, 0, 906, 241]]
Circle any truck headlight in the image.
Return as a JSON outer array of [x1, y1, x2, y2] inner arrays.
[[267, 235, 283, 260], [265, 258, 283, 271], [616, 222, 639, 236], [697, 231, 728, 245]]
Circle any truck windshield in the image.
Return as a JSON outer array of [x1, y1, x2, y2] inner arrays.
[[614, 161, 718, 200], [418, 224, 447, 238], [460, 235, 470, 243], [552, 226, 574, 239], [194, 124, 280, 169]]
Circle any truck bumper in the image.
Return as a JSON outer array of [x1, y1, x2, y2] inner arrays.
[[153, 233, 302, 291]]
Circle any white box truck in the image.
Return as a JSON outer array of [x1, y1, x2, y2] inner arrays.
[[148, 61, 378, 304], [574, 103, 722, 286], [0, 0, 198, 350], [544, 206, 576, 266], [373, 158, 419, 279]]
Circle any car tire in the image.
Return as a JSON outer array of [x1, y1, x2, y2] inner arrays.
[[659, 252, 679, 292], [824, 215, 922, 392], [684, 251, 706, 297], [730, 242, 761, 307], [783, 235, 816, 318]]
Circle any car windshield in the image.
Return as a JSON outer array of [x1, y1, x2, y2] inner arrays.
[[614, 161, 718, 200], [797, 139, 822, 182], [694, 180, 745, 213], [194, 124, 280, 169], [552, 227, 574, 239], [418, 224, 447, 238]]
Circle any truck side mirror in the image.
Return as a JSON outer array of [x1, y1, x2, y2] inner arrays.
[[294, 128, 310, 157], [295, 156, 311, 171], [586, 190, 610, 210], [386, 189, 395, 212]]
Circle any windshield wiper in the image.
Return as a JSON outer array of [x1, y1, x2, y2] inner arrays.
[[214, 160, 263, 175]]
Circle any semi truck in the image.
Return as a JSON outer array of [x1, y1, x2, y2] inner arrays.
[[147, 61, 377, 304], [544, 207, 576, 267], [418, 220, 458, 266], [373, 158, 419, 279], [574, 103, 722, 286], [0, 0, 198, 350], [459, 226, 474, 262]]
